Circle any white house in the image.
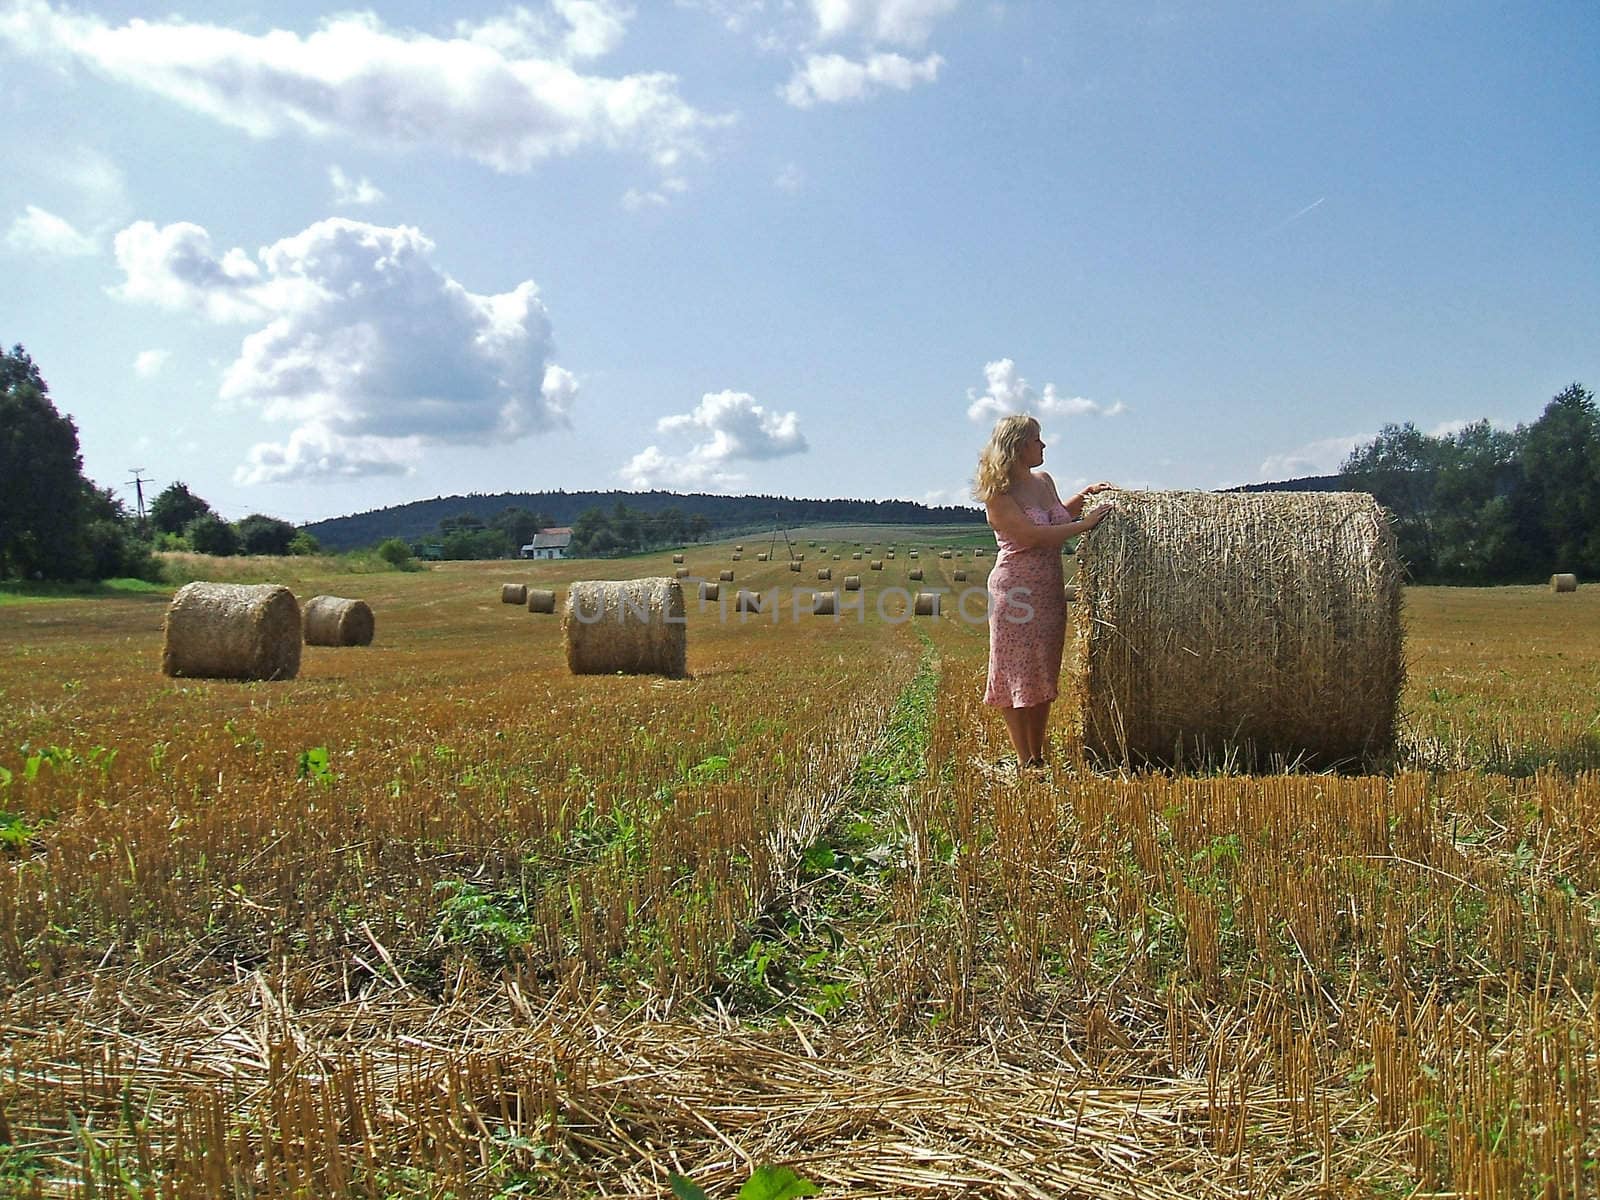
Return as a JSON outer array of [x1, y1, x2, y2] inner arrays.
[[521, 527, 573, 559]]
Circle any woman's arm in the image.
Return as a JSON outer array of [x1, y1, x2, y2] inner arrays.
[[1061, 478, 1116, 519], [986, 492, 1111, 549]]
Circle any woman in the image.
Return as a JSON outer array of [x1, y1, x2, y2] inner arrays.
[[975, 413, 1114, 769]]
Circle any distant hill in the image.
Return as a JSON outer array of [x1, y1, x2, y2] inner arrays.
[[1225, 474, 1349, 494], [302, 489, 986, 551]]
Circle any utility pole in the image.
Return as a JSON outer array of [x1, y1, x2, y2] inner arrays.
[[126, 469, 151, 530]]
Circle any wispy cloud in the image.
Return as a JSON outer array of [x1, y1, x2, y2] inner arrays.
[[328, 165, 384, 207], [965, 358, 1125, 423], [133, 349, 169, 377], [623, 389, 807, 490], [782, 50, 942, 107], [1264, 196, 1325, 235], [5, 204, 96, 256]]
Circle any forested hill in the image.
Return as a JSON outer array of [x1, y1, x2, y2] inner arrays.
[[302, 490, 985, 551]]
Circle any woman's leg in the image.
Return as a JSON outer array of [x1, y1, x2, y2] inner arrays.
[[1023, 702, 1051, 764], [998, 706, 1031, 763]]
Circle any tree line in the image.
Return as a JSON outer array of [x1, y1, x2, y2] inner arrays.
[[1338, 382, 1597, 583], [1, 344, 314, 582]]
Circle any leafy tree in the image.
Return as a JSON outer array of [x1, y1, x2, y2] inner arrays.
[[0, 345, 92, 579], [235, 513, 298, 556], [185, 513, 239, 556], [375, 537, 413, 566], [1341, 422, 1445, 575], [489, 506, 541, 551], [149, 482, 214, 536], [287, 531, 322, 556], [81, 486, 159, 581], [1517, 383, 1600, 575]]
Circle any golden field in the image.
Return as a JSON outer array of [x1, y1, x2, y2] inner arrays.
[[0, 540, 1596, 1198]]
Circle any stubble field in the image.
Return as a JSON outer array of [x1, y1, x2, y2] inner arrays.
[[0, 537, 1596, 1198]]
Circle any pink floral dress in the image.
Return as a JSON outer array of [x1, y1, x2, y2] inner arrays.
[[984, 500, 1071, 709]]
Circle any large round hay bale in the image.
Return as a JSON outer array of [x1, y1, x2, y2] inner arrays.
[[527, 589, 557, 614], [561, 579, 686, 678], [813, 591, 837, 616], [909, 567, 924, 581], [672, 553, 685, 564], [1551, 573, 1578, 593], [736, 589, 763, 614], [909, 550, 919, 559], [719, 569, 734, 582], [162, 582, 302, 681], [844, 575, 861, 591], [1072, 490, 1403, 769], [501, 583, 527, 605], [303, 595, 375, 646], [913, 592, 941, 617], [757, 552, 770, 562], [975, 548, 987, 558], [870, 560, 884, 571], [674, 567, 690, 579], [953, 569, 968, 582], [732, 553, 742, 561], [939, 550, 952, 559], [852, 552, 863, 560], [817, 567, 832, 581], [789, 560, 802, 573], [699, 581, 720, 602], [735, 544, 744, 551]]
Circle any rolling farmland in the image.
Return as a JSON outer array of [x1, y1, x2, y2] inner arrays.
[[0, 538, 1597, 1198]]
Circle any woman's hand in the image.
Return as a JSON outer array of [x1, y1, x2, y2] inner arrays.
[[1084, 501, 1114, 528], [1084, 481, 1116, 495]]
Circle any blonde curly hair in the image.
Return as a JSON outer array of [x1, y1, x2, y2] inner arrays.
[[972, 414, 1039, 502]]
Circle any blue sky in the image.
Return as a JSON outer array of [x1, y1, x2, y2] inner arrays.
[[2, 0, 1595, 525]]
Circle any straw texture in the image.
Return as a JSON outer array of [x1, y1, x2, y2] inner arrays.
[[527, 588, 557, 614], [1071, 489, 1403, 769], [562, 579, 687, 678], [1551, 573, 1578, 593], [161, 582, 302, 681], [302, 595, 375, 646], [501, 583, 527, 605]]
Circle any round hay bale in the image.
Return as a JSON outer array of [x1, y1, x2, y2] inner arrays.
[[813, 591, 837, 616], [732, 553, 742, 561], [844, 575, 862, 591], [1072, 490, 1403, 769], [909, 567, 924, 581], [561, 578, 686, 678], [870, 560, 884, 571], [852, 552, 863, 560], [939, 550, 952, 559], [699, 581, 720, 602], [817, 567, 832, 581], [162, 582, 302, 681], [674, 567, 691, 579], [909, 550, 919, 559], [832, 554, 841, 561], [975, 548, 987, 558], [502, 583, 527, 605], [735, 544, 744, 551], [795, 553, 805, 562], [527, 588, 557, 614], [953, 569, 968, 582], [789, 560, 802, 573], [1551, 573, 1578, 593], [719, 569, 734, 582], [736, 589, 763, 614], [886, 552, 896, 560], [672, 553, 685, 564], [757, 552, 770, 562], [303, 595, 375, 646], [913, 592, 941, 617]]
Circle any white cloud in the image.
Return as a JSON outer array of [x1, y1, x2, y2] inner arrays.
[[781, 50, 941, 107], [774, 161, 805, 192], [1257, 434, 1366, 481], [965, 359, 1124, 424], [328, 165, 384, 207], [623, 389, 807, 490], [110, 216, 574, 484], [133, 349, 169, 377], [5, 205, 97, 256], [621, 176, 688, 209], [2, 2, 721, 175], [459, 1, 633, 62], [810, 0, 960, 46]]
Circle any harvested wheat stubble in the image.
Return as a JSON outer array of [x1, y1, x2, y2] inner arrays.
[[161, 582, 302, 680], [1551, 573, 1578, 593], [719, 569, 734, 582], [699, 581, 720, 602], [844, 575, 862, 591], [913, 591, 941, 617], [302, 595, 375, 646], [1072, 489, 1403, 768], [812, 591, 837, 615], [526, 588, 557, 614], [501, 583, 527, 605], [736, 589, 763, 614], [561, 578, 686, 678]]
